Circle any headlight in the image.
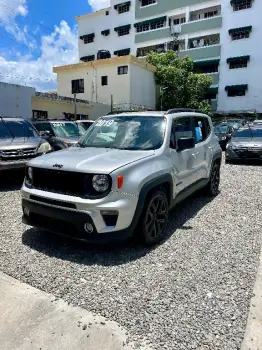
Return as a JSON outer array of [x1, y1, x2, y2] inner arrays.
[[221, 136, 226, 140], [38, 141, 52, 154], [92, 175, 110, 193], [25, 166, 33, 186]]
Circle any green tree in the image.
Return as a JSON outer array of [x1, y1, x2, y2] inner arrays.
[[146, 50, 213, 114]]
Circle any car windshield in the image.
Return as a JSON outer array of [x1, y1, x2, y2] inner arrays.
[[233, 127, 262, 138], [214, 125, 228, 134], [227, 121, 242, 129], [51, 122, 79, 138], [77, 122, 93, 136], [0, 120, 38, 139], [78, 116, 166, 150]]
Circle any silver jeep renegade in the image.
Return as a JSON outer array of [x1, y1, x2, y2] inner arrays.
[[21, 109, 222, 246]]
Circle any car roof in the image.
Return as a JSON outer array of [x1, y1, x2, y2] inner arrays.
[[33, 119, 74, 123], [0, 117, 26, 122], [104, 111, 208, 118], [76, 120, 94, 122]]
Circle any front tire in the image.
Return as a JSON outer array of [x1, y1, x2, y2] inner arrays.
[[141, 190, 169, 246], [205, 162, 220, 196]]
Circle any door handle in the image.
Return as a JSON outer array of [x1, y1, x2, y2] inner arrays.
[[208, 146, 214, 150], [192, 152, 199, 157]]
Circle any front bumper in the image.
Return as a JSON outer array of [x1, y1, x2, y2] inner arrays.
[[226, 147, 262, 161], [0, 159, 29, 171], [21, 186, 139, 243]]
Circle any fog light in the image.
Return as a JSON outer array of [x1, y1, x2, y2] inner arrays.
[[84, 223, 94, 233], [23, 207, 30, 216]]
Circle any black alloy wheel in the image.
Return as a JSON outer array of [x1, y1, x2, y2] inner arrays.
[[206, 163, 220, 196], [142, 190, 169, 246]]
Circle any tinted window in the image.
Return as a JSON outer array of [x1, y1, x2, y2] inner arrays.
[[51, 122, 79, 138], [171, 117, 193, 149], [214, 125, 229, 134], [0, 121, 12, 139], [34, 122, 53, 134], [4, 120, 39, 138], [78, 116, 166, 150]]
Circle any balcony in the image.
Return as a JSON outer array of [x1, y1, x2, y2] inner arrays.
[[181, 16, 222, 35], [135, 27, 170, 43], [179, 45, 221, 61]]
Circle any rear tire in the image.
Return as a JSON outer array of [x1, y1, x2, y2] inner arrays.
[[141, 190, 169, 246], [204, 162, 220, 197]]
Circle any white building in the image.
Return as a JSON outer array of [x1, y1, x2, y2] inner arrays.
[[53, 55, 156, 110], [72, 0, 262, 115]]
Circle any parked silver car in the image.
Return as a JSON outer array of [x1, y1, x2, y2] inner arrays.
[[21, 109, 222, 245]]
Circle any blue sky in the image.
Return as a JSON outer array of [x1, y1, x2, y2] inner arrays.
[[0, 0, 109, 91]]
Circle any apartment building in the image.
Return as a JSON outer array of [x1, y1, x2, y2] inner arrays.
[[73, 0, 261, 115]]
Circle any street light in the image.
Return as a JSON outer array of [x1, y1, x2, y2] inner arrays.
[[160, 87, 168, 111]]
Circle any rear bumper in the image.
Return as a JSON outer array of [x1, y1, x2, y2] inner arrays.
[[21, 197, 137, 244]]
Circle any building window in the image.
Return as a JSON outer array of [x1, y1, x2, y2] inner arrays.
[[225, 85, 248, 97], [188, 34, 220, 49], [114, 49, 130, 56], [118, 27, 130, 36], [229, 61, 248, 69], [173, 17, 186, 25], [118, 66, 128, 75], [106, 10, 109, 15], [101, 76, 108, 86], [84, 36, 94, 44], [190, 6, 221, 21], [231, 30, 250, 40], [194, 64, 219, 74], [232, 0, 252, 11], [136, 18, 166, 33], [137, 43, 165, 57], [141, 0, 157, 6], [32, 110, 48, 119], [118, 3, 130, 14]]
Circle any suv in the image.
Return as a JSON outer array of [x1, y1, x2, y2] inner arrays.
[[0, 117, 51, 172], [21, 110, 222, 246], [33, 120, 80, 151]]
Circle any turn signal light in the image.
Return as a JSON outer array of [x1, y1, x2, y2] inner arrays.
[[118, 176, 124, 189]]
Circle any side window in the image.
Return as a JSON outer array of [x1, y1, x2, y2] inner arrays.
[[170, 117, 193, 149], [192, 117, 210, 143], [38, 123, 54, 134]]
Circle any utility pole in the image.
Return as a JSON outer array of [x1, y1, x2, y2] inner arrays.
[[111, 95, 113, 112]]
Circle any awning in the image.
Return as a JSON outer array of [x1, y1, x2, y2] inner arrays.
[[228, 26, 252, 35], [101, 29, 110, 36], [134, 16, 167, 27], [114, 1, 131, 9], [194, 59, 220, 66], [226, 55, 250, 64], [79, 33, 95, 40], [225, 84, 248, 92], [114, 24, 131, 32], [114, 48, 130, 56], [80, 55, 95, 62]]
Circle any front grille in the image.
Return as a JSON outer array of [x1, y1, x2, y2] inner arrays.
[[30, 195, 77, 209], [32, 168, 86, 197], [234, 148, 262, 158], [0, 147, 37, 161]]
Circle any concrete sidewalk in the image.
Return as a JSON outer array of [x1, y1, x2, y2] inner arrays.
[[0, 272, 134, 350]]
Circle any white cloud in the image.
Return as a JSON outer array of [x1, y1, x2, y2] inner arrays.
[[0, 0, 27, 21], [0, 20, 78, 91], [88, 0, 110, 11]]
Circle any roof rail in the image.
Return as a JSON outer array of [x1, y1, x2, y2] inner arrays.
[[106, 110, 138, 115], [166, 108, 201, 114]]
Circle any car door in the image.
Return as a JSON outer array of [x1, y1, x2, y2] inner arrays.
[[170, 116, 197, 194], [191, 116, 212, 180]]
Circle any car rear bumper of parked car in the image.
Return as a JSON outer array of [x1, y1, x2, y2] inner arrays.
[[21, 188, 139, 243]]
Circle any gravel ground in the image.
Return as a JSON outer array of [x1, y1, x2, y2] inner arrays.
[[0, 160, 262, 350]]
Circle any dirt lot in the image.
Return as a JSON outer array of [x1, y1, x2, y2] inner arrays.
[[0, 160, 261, 350]]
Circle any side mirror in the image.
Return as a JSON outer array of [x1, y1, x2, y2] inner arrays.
[[40, 131, 51, 137], [177, 137, 195, 152]]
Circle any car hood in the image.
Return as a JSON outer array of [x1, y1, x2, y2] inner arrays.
[[28, 147, 155, 173], [230, 137, 262, 148], [0, 137, 42, 150]]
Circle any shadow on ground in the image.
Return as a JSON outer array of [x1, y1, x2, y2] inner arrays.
[[0, 171, 24, 192], [22, 193, 214, 267]]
